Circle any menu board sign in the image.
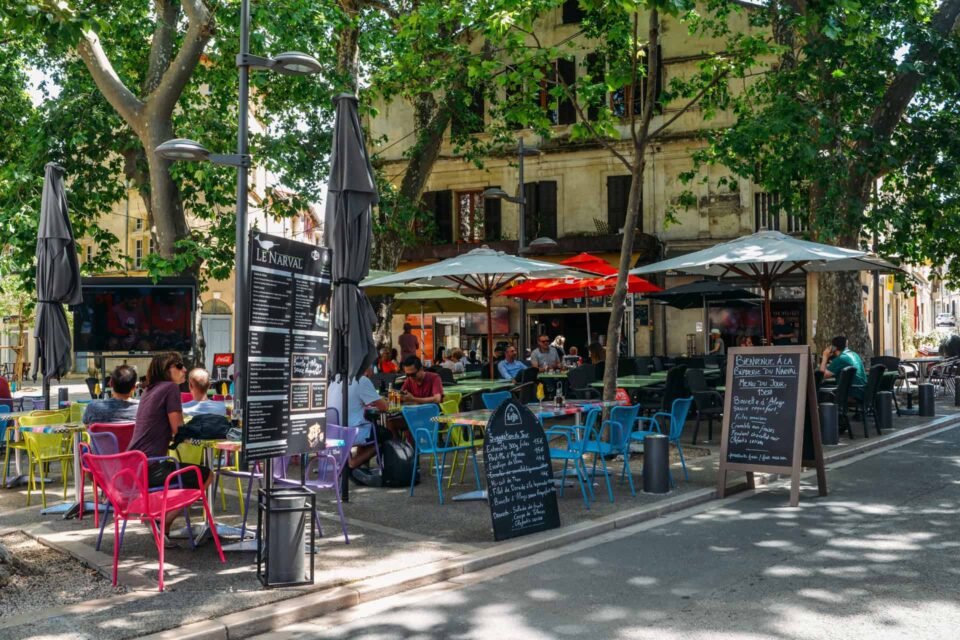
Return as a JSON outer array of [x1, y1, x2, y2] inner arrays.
[[717, 346, 827, 507], [243, 232, 332, 461], [483, 399, 560, 541]]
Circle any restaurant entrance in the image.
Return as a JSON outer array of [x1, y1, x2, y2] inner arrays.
[[529, 311, 612, 356]]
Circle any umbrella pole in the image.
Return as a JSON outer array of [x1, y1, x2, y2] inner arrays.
[[703, 298, 710, 355], [420, 303, 426, 362], [486, 294, 495, 379], [585, 295, 591, 352], [763, 286, 773, 345]]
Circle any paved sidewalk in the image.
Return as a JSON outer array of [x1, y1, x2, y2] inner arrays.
[[1, 398, 957, 639]]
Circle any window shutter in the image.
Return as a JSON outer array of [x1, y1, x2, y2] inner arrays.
[[562, 0, 585, 24], [607, 175, 631, 233], [484, 187, 501, 241], [423, 190, 453, 243], [556, 58, 577, 125], [523, 182, 539, 240], [537, 181, 558, 239]]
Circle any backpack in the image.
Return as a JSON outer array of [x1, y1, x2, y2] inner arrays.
[[173, 413, 232, 446], [380, 439, 419, 487]]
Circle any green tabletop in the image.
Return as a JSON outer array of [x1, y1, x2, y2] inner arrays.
[[454, 370, 481, 380], [590, 375, 662, 389], [650, 371, 668, 379], [537, 372, 569, 380], [447, 379, 513, 394]]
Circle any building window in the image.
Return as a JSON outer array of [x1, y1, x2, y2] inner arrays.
[[135, 239, 143, 268], [611, 46, 663, 118], [457, 190, 486, 243], [786, 212, 808, 234], [754, 192, 781, 231], [421, 190, 453, 244], [562, 0, 585, 24], [135, 217, 143, 231], [539, 59, 577, 126], [523, 181, 558, 240], [607, 175, 637, 234]]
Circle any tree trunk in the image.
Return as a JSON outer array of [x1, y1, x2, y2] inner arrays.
[[143, 132, 190, 259], [815, 271, 872, 359], [372, 297, 394, 347], [602, 160, 645, 403]]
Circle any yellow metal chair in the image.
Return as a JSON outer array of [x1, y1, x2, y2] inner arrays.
[[69, 403, 84, 424], [3, 410, 68, 486], [21, 425, 73, 508], [439, 395, 481, 487]]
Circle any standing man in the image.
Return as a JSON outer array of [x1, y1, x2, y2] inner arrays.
[[530, 334, 561, 371], [398, 322, 419, 361], [772, 316, 798, 346], [498, 346, 527, 382]]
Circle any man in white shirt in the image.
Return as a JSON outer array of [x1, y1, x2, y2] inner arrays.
[[530, 334, 562, 371], [327, 367, 389, 469], [183, 368, 227, 416]]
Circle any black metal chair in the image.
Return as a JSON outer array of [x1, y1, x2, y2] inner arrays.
[[617, 357, 637, 377], [436, 367, 456, 386], [651, 357, 665, 372], [640, 365, 687, 415], [512, 382, 537, 404], [634, 357, 652, 376], [566, 364, 600, 400], [878, 370, 900, 416], [85, 377, 100, 400], [519, 366, 539, 386], [686, 368, 722, 444], [853, 364, 885, 437], [820, 366, 856, 438]]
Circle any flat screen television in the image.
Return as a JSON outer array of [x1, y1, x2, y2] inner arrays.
[[464, 306, 509, 335], [73, 277, 197, 354]]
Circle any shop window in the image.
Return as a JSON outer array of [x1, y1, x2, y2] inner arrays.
[[754, 192, 781, 231], [611, 46, 663, 117], [135, 217, 143, 231], [421, 190, 453, 244], [457, 190, 486, 243]]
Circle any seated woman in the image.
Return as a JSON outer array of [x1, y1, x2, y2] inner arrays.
[[377, 347, 399, 374], [127, 352, 212, 544]]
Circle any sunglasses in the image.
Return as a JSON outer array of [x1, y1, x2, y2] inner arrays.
[[171, 362, 186, 370]]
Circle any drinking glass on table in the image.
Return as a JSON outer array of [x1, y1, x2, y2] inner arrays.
[[536, 382, 545, 409]]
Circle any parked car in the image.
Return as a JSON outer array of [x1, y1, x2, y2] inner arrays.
[[935, 313, 957, 328]]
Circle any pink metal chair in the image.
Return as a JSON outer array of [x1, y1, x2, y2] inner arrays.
[[88, 422, 135, 453], [82, 450, 225, 591], [180, 392, 194, 404]]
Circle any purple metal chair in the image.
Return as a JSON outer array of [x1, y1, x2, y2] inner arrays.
[[298, 424, 358, 543], [327, 406, 381, 469]]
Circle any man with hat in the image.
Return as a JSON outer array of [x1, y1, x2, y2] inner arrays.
[[709, 328, 726, 355]]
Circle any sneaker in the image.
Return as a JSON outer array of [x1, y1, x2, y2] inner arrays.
[[162, 534, 180, 549]]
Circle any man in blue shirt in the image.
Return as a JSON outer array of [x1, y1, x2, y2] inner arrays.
[[498, 345, 527, 382]]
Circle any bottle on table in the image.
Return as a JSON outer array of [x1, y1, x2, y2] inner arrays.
[[554, 382, 564, 408]]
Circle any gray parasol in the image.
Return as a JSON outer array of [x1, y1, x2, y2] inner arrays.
[[324, 93, 379, 392], [33, 163, 82, 408]]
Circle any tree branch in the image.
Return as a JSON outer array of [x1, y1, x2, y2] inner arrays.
[[145, 0, 215, 122], [634, 9, 659, 147], [75, 33, 145, 129], [143, 0, 181, 96], [364, 0, 400, 20], [648, 68, 728, 141]]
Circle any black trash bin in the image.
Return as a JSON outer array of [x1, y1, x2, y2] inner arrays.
[[642, 434, 671, 494], [918, 383, 935, 417], [819, 403, 839, 445], [876, 391, 893, 431], [257, 487, 315, 587]]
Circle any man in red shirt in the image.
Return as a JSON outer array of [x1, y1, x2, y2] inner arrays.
[[400, 356, 443, 405], [398, 323, 419, 361]]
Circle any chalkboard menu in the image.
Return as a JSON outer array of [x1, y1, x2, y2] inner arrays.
[[483, 399, 560, 541], [243, 232, 332, 461], [717, 346, 827, 507], [725, 351, 801, 467]]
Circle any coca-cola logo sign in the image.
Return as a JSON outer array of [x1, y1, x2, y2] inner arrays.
[[213, 353, 234, 366]]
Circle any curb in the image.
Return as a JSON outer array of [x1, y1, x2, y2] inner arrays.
[[21, 411, 960, 640]]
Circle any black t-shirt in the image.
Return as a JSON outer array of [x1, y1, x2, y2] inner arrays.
[[772, 322, 795, 345]]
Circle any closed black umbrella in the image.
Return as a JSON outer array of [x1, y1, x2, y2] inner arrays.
[[34, 163, 82, 409], [324, 93, 378, 422], [646, 279, 759, 353]]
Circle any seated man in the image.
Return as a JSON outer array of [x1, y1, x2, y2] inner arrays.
[[183, 368, 227, 416], [498, 346, 527, 382], [400, 356, 443, 405], [82, 365, 140, 424], [440, 348, 466, 374], [820, 335, 867, 398], [327, 365, 389, 469], [530, 334, 562, 371]]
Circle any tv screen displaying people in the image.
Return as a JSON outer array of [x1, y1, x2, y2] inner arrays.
[[74, 278, 196, 353]]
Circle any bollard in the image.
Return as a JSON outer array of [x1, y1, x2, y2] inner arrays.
[[876, 391, 893, 431], [642, 434, 671, 494], [819, 403, 839, 445], [918, 383, 935, 417]]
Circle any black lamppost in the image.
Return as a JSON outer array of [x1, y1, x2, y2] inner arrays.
[[484, 138, 555, 356], [155, 0, 321, 432]]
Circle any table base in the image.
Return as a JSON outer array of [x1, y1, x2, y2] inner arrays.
[[169, 521, 255, 544], [40, 500, 97, 518], [451, 490, 487, 502]]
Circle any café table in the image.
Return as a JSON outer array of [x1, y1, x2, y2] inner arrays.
[[434, 399, 624, 501], [454, 370, 481, 380], [17, 421, 89, 517], [536, 371, 570, 380], [446, 379, 513, 395], [590, 375, 662, 390], [900, 356, 944, 385]]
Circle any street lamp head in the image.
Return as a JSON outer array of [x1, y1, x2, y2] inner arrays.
[[482, 187, 510, 200], [155, 138, 211, 161], [527, 236, 558, 250], [271, 51, 323, 76]]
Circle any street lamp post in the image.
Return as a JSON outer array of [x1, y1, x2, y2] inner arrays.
[[155, 0, 320, 464], [483, 138, 554, 357]]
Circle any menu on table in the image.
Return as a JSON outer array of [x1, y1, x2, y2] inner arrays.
[[483, 399, 560, 542], [243, 232, 331, 461], [725, 351, 801, 467]]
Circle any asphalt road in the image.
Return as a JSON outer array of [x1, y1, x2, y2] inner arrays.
[[260, 425, 960, 640]]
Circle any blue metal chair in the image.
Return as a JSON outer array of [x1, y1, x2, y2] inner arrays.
[[546, 409, 599, 509], [402, 404, 480, 504], [481, 391, 512, 410], [632, 396, 694, 485], [584, 404, 641, 500]]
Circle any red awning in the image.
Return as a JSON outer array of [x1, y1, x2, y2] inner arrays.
[[502, 253, 661, 301]]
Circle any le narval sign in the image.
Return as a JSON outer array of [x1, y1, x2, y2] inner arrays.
[[717, 346, 827, 507], [243, 232, 332, 462]]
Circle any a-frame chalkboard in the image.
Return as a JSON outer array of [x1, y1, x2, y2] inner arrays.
[[483, 399, 561, 541], [716, 346, 827, 507]]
